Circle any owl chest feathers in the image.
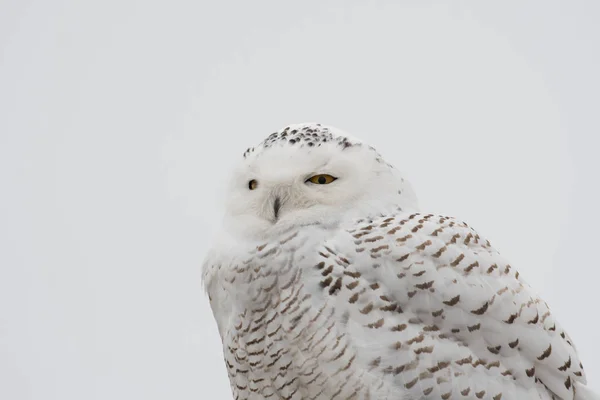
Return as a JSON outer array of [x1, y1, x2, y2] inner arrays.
[[205, 214, 581, 400], [209, 225, 401, 399]]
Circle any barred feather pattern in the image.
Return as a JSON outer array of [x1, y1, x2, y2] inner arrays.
[[203, 212, 587, 400]]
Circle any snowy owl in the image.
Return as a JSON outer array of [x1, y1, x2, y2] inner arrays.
[[202, 123, 597, 400]]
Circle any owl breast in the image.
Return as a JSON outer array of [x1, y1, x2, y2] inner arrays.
[[210, 215, 566, 400], [216, 226, 399, 400]]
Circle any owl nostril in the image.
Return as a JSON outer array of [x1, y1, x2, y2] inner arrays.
[[273, 197, 281, 221]]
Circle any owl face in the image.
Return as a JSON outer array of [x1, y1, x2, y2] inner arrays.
[[222, 124, 418, 239]]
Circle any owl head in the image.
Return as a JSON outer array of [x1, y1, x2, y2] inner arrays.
[[222, 123, 418, 239]]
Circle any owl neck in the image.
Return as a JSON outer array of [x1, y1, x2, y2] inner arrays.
[[223, 200, 417, 244]]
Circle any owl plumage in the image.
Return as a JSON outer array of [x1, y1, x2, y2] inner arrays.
[[202, 123, 597, 400]]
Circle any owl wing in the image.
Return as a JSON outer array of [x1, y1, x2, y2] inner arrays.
[[318, 212, 587, 400]]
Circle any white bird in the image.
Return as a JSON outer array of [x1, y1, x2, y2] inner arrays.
[[202, 123, 598, 400]]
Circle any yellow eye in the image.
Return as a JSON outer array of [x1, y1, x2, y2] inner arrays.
[[306, 174, 337, 185], [248, 179, 258, 190]]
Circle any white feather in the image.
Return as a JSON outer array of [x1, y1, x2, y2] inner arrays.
[[202, 123, 597, 400]]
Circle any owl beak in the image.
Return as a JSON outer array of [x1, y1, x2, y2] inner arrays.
[[273, 196, 282, 222]]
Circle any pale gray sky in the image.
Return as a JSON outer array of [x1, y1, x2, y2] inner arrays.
[[1, 1, 599, 399]]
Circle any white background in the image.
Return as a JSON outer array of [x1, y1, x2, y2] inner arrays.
[[1, 1, 599, 399]]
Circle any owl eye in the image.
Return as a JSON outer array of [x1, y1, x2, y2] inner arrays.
[[306, 174, 337, 185], [248, 179, 258, 190]]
